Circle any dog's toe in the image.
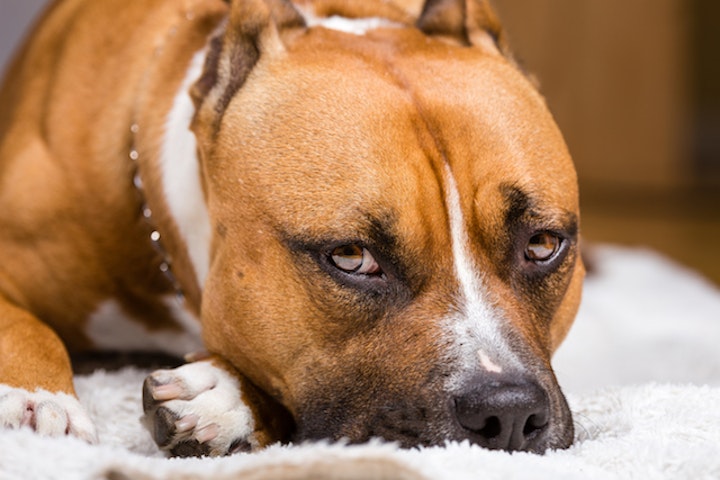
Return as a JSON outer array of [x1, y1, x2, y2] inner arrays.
[[142, 360, 258, 457], [35, 400, 69, 436]]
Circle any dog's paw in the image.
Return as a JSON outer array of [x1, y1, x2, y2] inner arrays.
[[0, 385, 97, 443], [142, 361, 258, 457]]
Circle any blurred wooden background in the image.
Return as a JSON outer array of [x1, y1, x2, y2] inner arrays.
[[493, 0, 720, 285]]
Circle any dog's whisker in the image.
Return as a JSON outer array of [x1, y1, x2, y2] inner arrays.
[[571, 412, 601, 442]]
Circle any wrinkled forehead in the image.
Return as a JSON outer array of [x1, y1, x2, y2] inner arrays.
[[215, 26, 578, 231]]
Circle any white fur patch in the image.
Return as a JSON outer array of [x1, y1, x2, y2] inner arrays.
[[298, 7, 403, 36], [0, 385, 97, 443], [86, 299, 203, 357], [443, 165, 520, 385], [160, 50, 212, 288]]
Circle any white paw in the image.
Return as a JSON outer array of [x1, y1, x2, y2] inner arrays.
[[142, 361, 257, 457], [0, 385, 97, 443]]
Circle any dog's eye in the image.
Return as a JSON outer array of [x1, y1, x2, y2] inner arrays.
[[525, 232, 561, 262], [330, 245, 381, 275]]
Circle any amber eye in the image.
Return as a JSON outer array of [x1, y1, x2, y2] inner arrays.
[[330, 245, 381, 275], [525, 233, 561, 262]]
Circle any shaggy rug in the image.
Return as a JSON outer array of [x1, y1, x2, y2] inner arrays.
[[1, 245, 719, 480]]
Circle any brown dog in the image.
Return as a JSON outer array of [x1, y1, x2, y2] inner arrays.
[[0, 0, 583, 456]]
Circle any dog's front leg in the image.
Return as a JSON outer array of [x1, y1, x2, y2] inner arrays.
[[0, 296, 97, 442], [142, 355, 293, 457]]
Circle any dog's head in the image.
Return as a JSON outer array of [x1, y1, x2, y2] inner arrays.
[[193, 0, 583, 452]]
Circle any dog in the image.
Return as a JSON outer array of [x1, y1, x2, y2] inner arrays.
[[0, 0, 584, 456]]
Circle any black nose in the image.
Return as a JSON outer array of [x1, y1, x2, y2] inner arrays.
[[453, 375, 550, 452]]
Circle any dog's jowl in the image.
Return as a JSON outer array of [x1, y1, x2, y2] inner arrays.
[[0, 0, 584, 456]]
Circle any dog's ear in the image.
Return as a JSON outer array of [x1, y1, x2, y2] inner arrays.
[[191, 0, 305, 138], [416, 0, 508, 53]]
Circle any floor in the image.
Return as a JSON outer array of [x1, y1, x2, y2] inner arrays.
[[579, 182, 720, 286]]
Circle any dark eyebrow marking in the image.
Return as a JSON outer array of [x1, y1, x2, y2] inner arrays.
[[503, 183, 533, 227], [280, 210, 398, 256], [501, 183, 578, 237]]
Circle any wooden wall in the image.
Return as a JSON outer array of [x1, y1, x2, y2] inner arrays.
[[493, 0, 691, 189]]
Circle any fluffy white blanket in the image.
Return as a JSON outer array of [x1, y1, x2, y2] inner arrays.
[[2, 245, 720, 480]]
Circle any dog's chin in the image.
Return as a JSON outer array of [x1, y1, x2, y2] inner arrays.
[[295, 422, 573, 454], [293, 420, 573, 454], [291, 394, 574, 454]]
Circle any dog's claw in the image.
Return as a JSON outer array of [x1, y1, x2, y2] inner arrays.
[[175, 413, 198, 433], [142, 360, 258, 457]]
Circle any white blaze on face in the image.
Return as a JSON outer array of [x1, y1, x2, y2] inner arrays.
[[160, 49, 212, 288], [478, 349, 503, 374], [443, 165, 520, 382]]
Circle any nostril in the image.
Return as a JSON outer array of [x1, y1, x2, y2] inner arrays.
[[478, 416, 501, 439], [523, 412, 548, 437]]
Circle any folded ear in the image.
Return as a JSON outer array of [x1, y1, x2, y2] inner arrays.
[[416, 0, 508, 53], [191, 0, 305, 139]]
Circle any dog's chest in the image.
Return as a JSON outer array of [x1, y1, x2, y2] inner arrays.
[[84, 297, 203, 356]]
